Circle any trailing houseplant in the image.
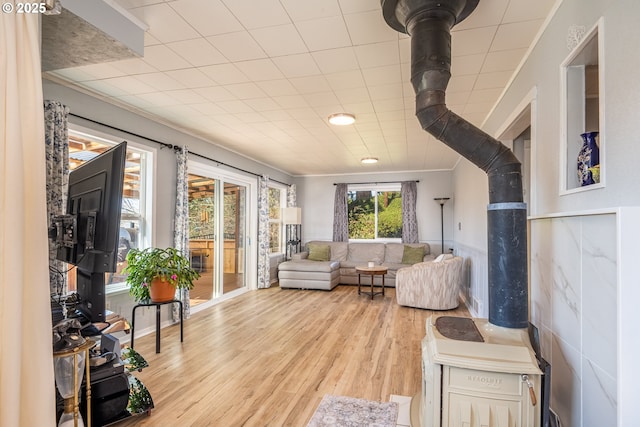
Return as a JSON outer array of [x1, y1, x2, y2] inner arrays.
[[123, 247, 200, 303]]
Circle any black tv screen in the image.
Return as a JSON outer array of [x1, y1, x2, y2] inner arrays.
[[57, 141, 127, 322]]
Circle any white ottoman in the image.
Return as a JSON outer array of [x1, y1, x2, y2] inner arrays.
[[278, 260, 340, 290]]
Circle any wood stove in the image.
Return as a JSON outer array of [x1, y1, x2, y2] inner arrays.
[[413, 316, 543, 427]]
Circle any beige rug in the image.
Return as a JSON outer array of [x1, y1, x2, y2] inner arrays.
[[307, 394, 399, 427]]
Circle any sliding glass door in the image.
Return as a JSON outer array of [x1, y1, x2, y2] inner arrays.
[[187, 165, 253, 307]]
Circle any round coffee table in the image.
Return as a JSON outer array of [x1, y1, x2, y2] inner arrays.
[[356, 266, 388, 299]]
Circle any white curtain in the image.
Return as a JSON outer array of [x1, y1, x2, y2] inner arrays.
[[1, 7, 57, 427], [257, 175, 270, 288], [173, 146, 191, 320]]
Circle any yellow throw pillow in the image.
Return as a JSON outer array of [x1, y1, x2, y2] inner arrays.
[[402, 245, 425, 264], [308, 244, 331, 261]]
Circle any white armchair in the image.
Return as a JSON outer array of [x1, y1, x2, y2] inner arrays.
[[395, 255, 464, 310]]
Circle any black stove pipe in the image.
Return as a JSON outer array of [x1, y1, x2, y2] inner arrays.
[[381, 0, 528, 328]]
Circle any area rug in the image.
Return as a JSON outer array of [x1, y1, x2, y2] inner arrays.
[[307, 394, 399, 427]]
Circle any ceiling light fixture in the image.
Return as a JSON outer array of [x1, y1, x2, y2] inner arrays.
[[328, 113, 356, 125], [361, 157, 378, 164]]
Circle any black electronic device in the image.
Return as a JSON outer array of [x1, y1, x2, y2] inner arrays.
[[50, 142, 127, 323]]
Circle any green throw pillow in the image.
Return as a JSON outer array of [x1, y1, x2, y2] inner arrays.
[[402, 245, 425, 264], [308, 244, 330, 261]]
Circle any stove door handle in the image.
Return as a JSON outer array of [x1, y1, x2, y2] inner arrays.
[[522, 374, 537, 406]]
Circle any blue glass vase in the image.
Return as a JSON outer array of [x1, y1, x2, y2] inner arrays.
[[577, 131, 599, 186]]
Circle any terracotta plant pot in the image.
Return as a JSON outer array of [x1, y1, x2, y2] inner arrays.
[[150, 277, 176, 303]]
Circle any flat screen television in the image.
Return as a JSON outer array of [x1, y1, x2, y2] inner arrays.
[[55, 141, 127, 323]]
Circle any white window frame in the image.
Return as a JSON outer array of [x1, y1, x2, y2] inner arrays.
[[347, 183, 402, 242]]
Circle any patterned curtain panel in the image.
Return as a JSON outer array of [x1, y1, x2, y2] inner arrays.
[[173, 146, 191, 320], [287, 183, 297, 207], [44, 100, 69, 296], [257, 175, 271, 288], [401, 181, 419, 243], [332, 183, 349, 242]]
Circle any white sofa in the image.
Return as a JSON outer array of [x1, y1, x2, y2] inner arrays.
[[278, 241, 434, 290], [395, 254, 464, 310]]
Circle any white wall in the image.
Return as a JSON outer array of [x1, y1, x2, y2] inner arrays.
[[453, 0, 640, 425], [295, 170, 454, 254]]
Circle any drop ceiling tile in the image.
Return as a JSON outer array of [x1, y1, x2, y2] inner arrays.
[[491, 20, 544, 51], [217, 100, 254, 113], [325, 70, 366, 91], [233, 59, 284, 82], [289, 75, 332, 94], [47, 68, 96, 82], [296, 16, 351, 51], [354, 41, 399, 68], [368, 83, 402, 100], [272, 94, 310, 109], [190, 102, 227, 115], [250, 25, 308, 57], [200, 63, 250, 85], [114, 94, 156, 109], [143, 32, 161, 47], [468, 88, 502, 104], [220, 0, 290, 29], [334, 87, 370, 104], [198, 86, 237, 102], [135, 91, 183, 106], [165, 68, 216, 88], [451, 53, 485, 76], [128, 3, 199, 43], [260, 110, 293, 121], [372, 98, 403, 112], [170, 0, 243, 37], [281, 0, 341, 21], [475, 70, 512, 90], [115, 0, 159, 8], [453, 0, 508, 31], [272, 54, 321, 78], [137, 72, 185, 91], [223, 82, 268, 99], [236, 112, 268, 123], [164, 89, 209, 104], [166, 39, 227, 67], [110, 58, 157, 75], [398, 37, 411, 63], [362, 65, 402, 86], [73, 63, 127, 80], [447, 91, 470, 105], [451, 26, 497, 56], [343, 10, 398, 46], [311, 47, 360, 74], [286, 107, 319, 119], [503, 0, 557, 23], [481, 49, 527, 73], [448, 75, 477, 93], [256, 79, 298, 96], [103, 76, 156, 94], [207, 32, 267, 62], [142, 45, 191, 71], [243, 97, 280, 111]]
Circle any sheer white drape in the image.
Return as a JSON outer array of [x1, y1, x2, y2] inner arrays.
[[1, 7, 57, 427]]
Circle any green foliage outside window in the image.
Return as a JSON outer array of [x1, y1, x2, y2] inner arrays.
[[348, 190, 402, 239]]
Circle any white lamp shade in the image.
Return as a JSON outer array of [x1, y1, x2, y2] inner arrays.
[[282, 207, 302, 224]]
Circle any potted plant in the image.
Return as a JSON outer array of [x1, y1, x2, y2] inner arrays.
[[123, 247, 200, 303]]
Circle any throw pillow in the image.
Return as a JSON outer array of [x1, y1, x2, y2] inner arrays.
[[434, 253, 454, 263], [308, 244, 330, 261], [402, 245, 425, 264]]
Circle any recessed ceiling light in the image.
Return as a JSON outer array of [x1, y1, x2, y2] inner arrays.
[[328, 113, 356, 125], [361, 157, 378, 164]]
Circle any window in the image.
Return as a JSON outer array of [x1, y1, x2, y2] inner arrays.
[[67, 129, 152, 289], [268, 186, 286, 253], [347, 185, 402, 240]]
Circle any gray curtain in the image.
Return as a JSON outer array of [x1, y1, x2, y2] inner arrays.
[[332, 183, 348, 242], [173, 146, 191, 320], [287, 184, 297, 207], [401, 181, 419, 243], [257, 175, 271, 288], [44, 100, 69, 297]]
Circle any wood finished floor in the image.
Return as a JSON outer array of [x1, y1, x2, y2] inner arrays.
[[116, 285, 469, 427]]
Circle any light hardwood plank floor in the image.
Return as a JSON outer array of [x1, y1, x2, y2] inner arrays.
[[116, 285, 469, 426]]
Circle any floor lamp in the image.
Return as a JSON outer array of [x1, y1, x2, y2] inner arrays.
[[434, 198, 450, 255], [282, 207, 302, 260]]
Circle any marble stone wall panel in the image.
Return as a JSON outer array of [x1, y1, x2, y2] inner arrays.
[[582, 357, 617, 427]]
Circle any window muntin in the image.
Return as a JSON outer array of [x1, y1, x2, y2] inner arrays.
[[347, 185, 402, 240]]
